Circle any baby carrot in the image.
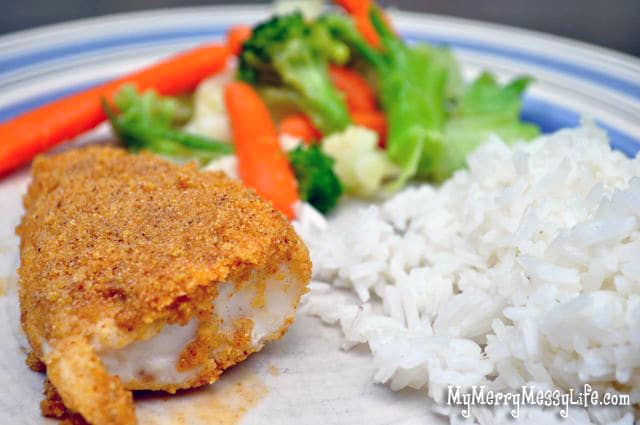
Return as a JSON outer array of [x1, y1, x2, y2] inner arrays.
[[279, 113, 321, 144], [354, 14, 381, 48], [333, 0, 380, 47], [328, 65, 386, 144], [226, 25, 252, 56], [0, 43, 229, 176], [224, 82, 299, 219], [333, 0, 369, 14], [328, 64, 378, 113]]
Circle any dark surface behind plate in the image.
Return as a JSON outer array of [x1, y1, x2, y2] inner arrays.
[[2, 0, 640, 57]]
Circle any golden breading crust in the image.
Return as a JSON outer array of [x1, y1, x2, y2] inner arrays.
[[41, 378, 88, 425], [17, 146, 311, 424]]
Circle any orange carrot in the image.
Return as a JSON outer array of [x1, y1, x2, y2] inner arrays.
[[352, 110, 387, 147], [334, 0, 380, 47], [354, 14, 381, 48], [328, 64, 386, 144], [333, 0, 369, 14], [226, 25, 252, 56], [279, 113, 321, 144], [328, 64, 378, 113], [0, 43, 230, 176], [334, 0, 396, 48], [224, 82, 299, 219]]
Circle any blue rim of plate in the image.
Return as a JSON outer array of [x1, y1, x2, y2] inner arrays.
[[0, 7, 638, 158], [1, 28, 638, 99]]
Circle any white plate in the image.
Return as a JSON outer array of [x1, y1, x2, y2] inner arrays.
[[0, 5, 639, 424]]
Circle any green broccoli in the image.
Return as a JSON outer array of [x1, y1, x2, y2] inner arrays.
[[238, 13, 351, 135], [104, 85, 233, 164], [288, 144, 343, 214]]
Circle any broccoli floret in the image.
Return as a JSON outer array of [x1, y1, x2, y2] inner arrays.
[[288, 144, 343, 214], [104, 85, 233, 164], [238, 13, 351, 135]]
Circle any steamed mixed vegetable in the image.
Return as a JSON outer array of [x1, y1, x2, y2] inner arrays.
[[0, 43, 229, 175], [238, 12, 352, 135], [0, 0, 539, 219], [103, 85, 232, 163]]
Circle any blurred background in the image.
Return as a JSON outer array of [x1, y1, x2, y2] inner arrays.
[[1, 0, 639, 57]]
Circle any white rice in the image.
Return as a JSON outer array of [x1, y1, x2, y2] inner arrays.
[[295, 124, 640, 424]]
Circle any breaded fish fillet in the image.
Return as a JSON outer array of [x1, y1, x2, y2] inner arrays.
[[17, 147, 311, 424]]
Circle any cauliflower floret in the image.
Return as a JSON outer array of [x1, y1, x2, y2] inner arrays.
[[183, 66, 235, 141], [322, 126, 398, 197], [203, 155, 238, 180]]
